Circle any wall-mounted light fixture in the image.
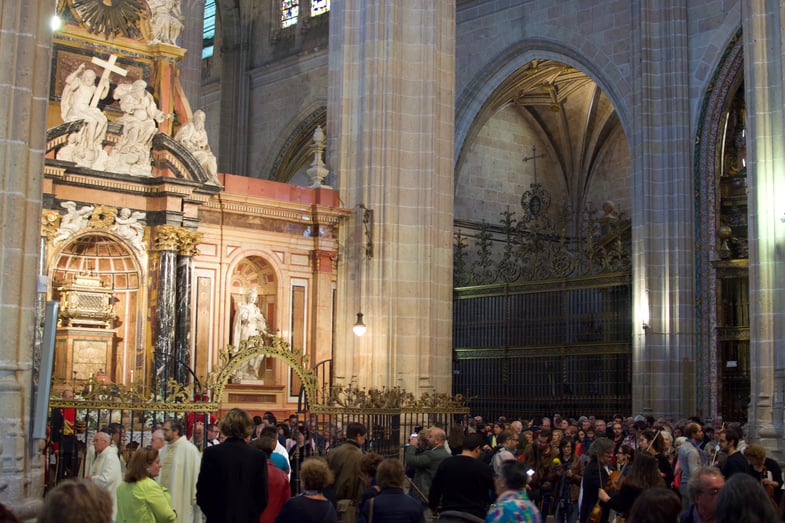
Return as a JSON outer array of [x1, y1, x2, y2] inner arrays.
[[352, 312, 367, 336], [640, 288, 650, 333], [359, 204, 373, 259]]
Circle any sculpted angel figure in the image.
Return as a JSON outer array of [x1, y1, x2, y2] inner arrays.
[[112, 208, 146, 252], [53, 201, 94, 245], [58, 64, 109, 167], [174, 110, 218, 182], [232, 288, 268, 380]]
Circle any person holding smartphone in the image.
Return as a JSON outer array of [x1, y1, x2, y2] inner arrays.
[[404, 427, 450, 505]]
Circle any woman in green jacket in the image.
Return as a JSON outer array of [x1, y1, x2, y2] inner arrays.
[[116, 448, 176, 522]]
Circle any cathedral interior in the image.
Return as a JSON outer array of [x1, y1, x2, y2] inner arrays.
[[1, 0, 785, 515]]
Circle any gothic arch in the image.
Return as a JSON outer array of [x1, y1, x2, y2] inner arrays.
[[454, 38, 632, 170], [266, 106, 327, 183]]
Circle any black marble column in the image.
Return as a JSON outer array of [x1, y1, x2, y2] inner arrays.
[[153, 226, 179, 393], [174, 231, 201, 385]]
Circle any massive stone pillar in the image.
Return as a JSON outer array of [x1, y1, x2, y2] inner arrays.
[[328, 1, 455, 395], [741, 0, 785, 451], [630, 1, 696, 419], [0, 1, 53, 515]]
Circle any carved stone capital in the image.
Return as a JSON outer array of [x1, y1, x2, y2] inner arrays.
[[177, 231, 204, 257], [152, 225, 181, 251]]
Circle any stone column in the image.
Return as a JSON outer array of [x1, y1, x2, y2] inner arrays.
[[0, 1, 53, 515], [214, 4, 251, 175], [175, 231, 202, 385], [630, 1, 695, 419], [741, 0, 785, 450], [153, 226, 180, 391], [178, 0, 205, 107], [328, 1, 455, 395]]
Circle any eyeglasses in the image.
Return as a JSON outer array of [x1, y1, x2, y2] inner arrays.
[[701, 488, 721, 497]]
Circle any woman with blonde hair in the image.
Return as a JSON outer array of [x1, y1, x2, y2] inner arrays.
[[115, 449, 176, 522], [275, 457, 338, 523]]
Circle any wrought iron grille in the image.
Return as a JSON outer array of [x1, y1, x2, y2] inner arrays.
[[453, 189, 632, 420]]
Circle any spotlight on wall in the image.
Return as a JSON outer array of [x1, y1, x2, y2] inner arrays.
[[358, 204, 373, 259], [352, 312, 367, 336]]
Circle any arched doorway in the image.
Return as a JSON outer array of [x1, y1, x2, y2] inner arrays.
[[452, 59, 632, 418], [695, 32, 748, 422]]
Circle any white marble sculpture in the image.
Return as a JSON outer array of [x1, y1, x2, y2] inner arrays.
[[174, 110, 218, 183], [53, 201, 94, 245], [58, 64, 110, 169], [109, 79, 168, 176], [149, 0, 184, 46], [232, 288, 268, 381], [307, 125, 332, 188], [112, 208, 147, 253]]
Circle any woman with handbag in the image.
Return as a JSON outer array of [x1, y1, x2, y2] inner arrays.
[[578, 438, 614, 523]]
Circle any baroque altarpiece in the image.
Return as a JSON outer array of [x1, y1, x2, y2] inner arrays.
[[41, 2, 348, 416]]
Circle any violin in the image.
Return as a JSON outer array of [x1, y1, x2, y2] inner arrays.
[[607, 469, 624, 491]]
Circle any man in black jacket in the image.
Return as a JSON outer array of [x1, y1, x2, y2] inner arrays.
[[196, 408, 268, 522], [429, 433, 495, 520]]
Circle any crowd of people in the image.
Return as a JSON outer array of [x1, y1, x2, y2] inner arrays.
[[27, 410, 785, 523]]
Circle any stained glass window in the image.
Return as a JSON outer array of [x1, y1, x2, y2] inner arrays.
[[311, 0, 330, 17], [203, 0, 216, 59], [281, 0, 299, 28]]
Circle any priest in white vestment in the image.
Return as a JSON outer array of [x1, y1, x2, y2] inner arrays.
[[86, 431, 122, 521], [159, 418, 202, 523]]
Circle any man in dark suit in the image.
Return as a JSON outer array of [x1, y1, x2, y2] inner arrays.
[[196, 408, 268, 522]]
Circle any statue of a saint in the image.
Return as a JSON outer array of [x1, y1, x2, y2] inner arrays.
[[109, 79, 168, 175], [175, 110, 218, 183], [149, 0, 184, 46], [58, 64, 109, 168], [232, 288, 268, 380]]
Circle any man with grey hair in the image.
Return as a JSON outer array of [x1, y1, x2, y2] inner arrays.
[[681, 466, 725, 523], [150, 428, 165, 450], [86, 430, 122, 520]]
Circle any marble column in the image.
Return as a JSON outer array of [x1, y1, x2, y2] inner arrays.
[[328, 1, 455, 395], [741, 0, 785, 452], [0, 1, 53, 515], [175, 232, 202, 385], [153, 226, 180, 392]]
